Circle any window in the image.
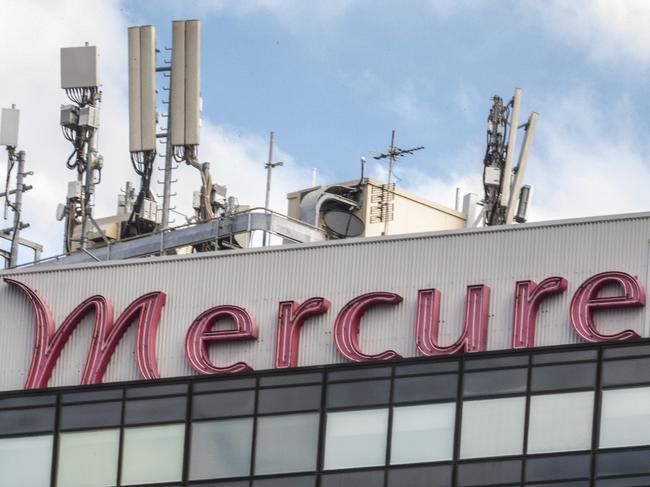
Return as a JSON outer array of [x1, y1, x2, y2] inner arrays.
[[255, 412, 319, 474], [57, 429, 119, 487], [527, 391, 594, 453], [189, 417, 254, 480], [324, 408, 388, 469], [600, 387, 650, 448], [391, 403, 455, 464], [121, 423, 185, 485], [0, 435, 52, 487], [460, 396, 525, 458]]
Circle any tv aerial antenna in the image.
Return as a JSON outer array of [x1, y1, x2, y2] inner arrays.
[[373, 129, 424, 234]]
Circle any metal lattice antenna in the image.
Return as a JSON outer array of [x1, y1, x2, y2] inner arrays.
[[373, 130, 424, 234]]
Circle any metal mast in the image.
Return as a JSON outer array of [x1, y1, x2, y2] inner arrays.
[[482, 88, 537, 226], [0, 105, 41, 267], [263, 131, 283, 246], [373, 130, 424, 235], [59, 42, 104, 253]]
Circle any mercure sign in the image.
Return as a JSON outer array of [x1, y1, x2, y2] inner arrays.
[[4, 270, 645, 390]]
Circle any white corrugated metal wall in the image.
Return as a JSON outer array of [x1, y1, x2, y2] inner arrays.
[[1, 212, 649, 391]]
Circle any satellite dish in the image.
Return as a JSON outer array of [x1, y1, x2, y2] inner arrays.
[[323, 210, 364, 238], [55, 203, 66, 221]]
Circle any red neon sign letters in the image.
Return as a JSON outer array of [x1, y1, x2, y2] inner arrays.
[[5, 271, 646, 390]]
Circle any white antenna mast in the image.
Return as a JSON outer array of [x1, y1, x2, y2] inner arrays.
[[482, 88, 537, 226], [0, 105, 41, 266], [124, 25, 159, 239], [168, 20, 213, 229], [59, 42, 103, 252]]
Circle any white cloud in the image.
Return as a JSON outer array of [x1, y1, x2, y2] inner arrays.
[[385, 80, 433, 125], [525, 90, 650, 221], [423, 0, 484, 18], [188, 0, 364, 34], [524, 0, 650, 69], [175, 122, 313, 219]]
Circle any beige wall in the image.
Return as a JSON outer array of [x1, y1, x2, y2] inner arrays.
[[287, 178, 467, 239]]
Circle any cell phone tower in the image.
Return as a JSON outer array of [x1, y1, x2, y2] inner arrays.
[[0, 105, 41, 266], [168, 20, 216, 227], [127, 20, 218, 241], [124, 25, 159, 239], [59, 43, 104, 252], [482, 88, 538, 226]]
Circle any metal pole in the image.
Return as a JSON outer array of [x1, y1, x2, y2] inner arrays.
[[505, 112, 539, 224], [263, 131, 275, 247], [384, 129, 396, 236], [500, 88, 522, 207], [161, 87, 174, 230], [9, 151, 24, 267]]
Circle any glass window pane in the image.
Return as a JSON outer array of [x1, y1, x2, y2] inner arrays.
[[327, 380, 390, 408], [328, 367, 390, 381], [194, 377, 255, 392], [0, 394, 56, 408], [597, 475, 650, 487], [190, 417, 253, 480], [393, 374, 457, 403], [525, 453, 591, 482], [531, 363, 596, 391], [387, 464, 452, 487], [457, 459, 521, 486], [60, 401, 122, 430], [602, 357, 650, 386], [324, 408, 388, 469], [391, 403, 455, 464], [57, 429, 119, 487], [126, 383, 187, 398], [257, 386, 321, 414], [394, 360, 458, 375], [124, 396, 186, 424], [465, 355, 528, 370], [600, 387, 650, 448], [62, 388, 122, 403], [460, 396, 525, 459], [0, 435, 52, 487], [597, 448, 650, 476], [255, 412, 319, 474], [253, 476, 316, 487], [0, 406, 55, 434], [321, 469, 384, 487], [528, 392, 594, 453], [463, 368, 527, 396], [192, 390, 255, 419], [533, 349, 597, 364], [121, 423, 185, 485], [260, 372, 322, 386]]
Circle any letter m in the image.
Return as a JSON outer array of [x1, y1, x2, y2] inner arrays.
[[5, 278, 166, 389]]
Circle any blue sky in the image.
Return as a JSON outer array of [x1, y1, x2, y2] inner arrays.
[[2, 0, 650, 259]]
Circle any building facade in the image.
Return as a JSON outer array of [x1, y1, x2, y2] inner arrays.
[[1, 212, 650, 486]]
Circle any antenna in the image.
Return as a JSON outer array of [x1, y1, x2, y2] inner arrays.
[[59, 42, 103, 252], [123, 25, 158, 239], [166, 20, 211, 229], [482, 88, 537, 226], [505, 112, 538, 224], [0, 105, 41, 266], [372, 130, 424, 234], [263, 131, 283, 246]]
